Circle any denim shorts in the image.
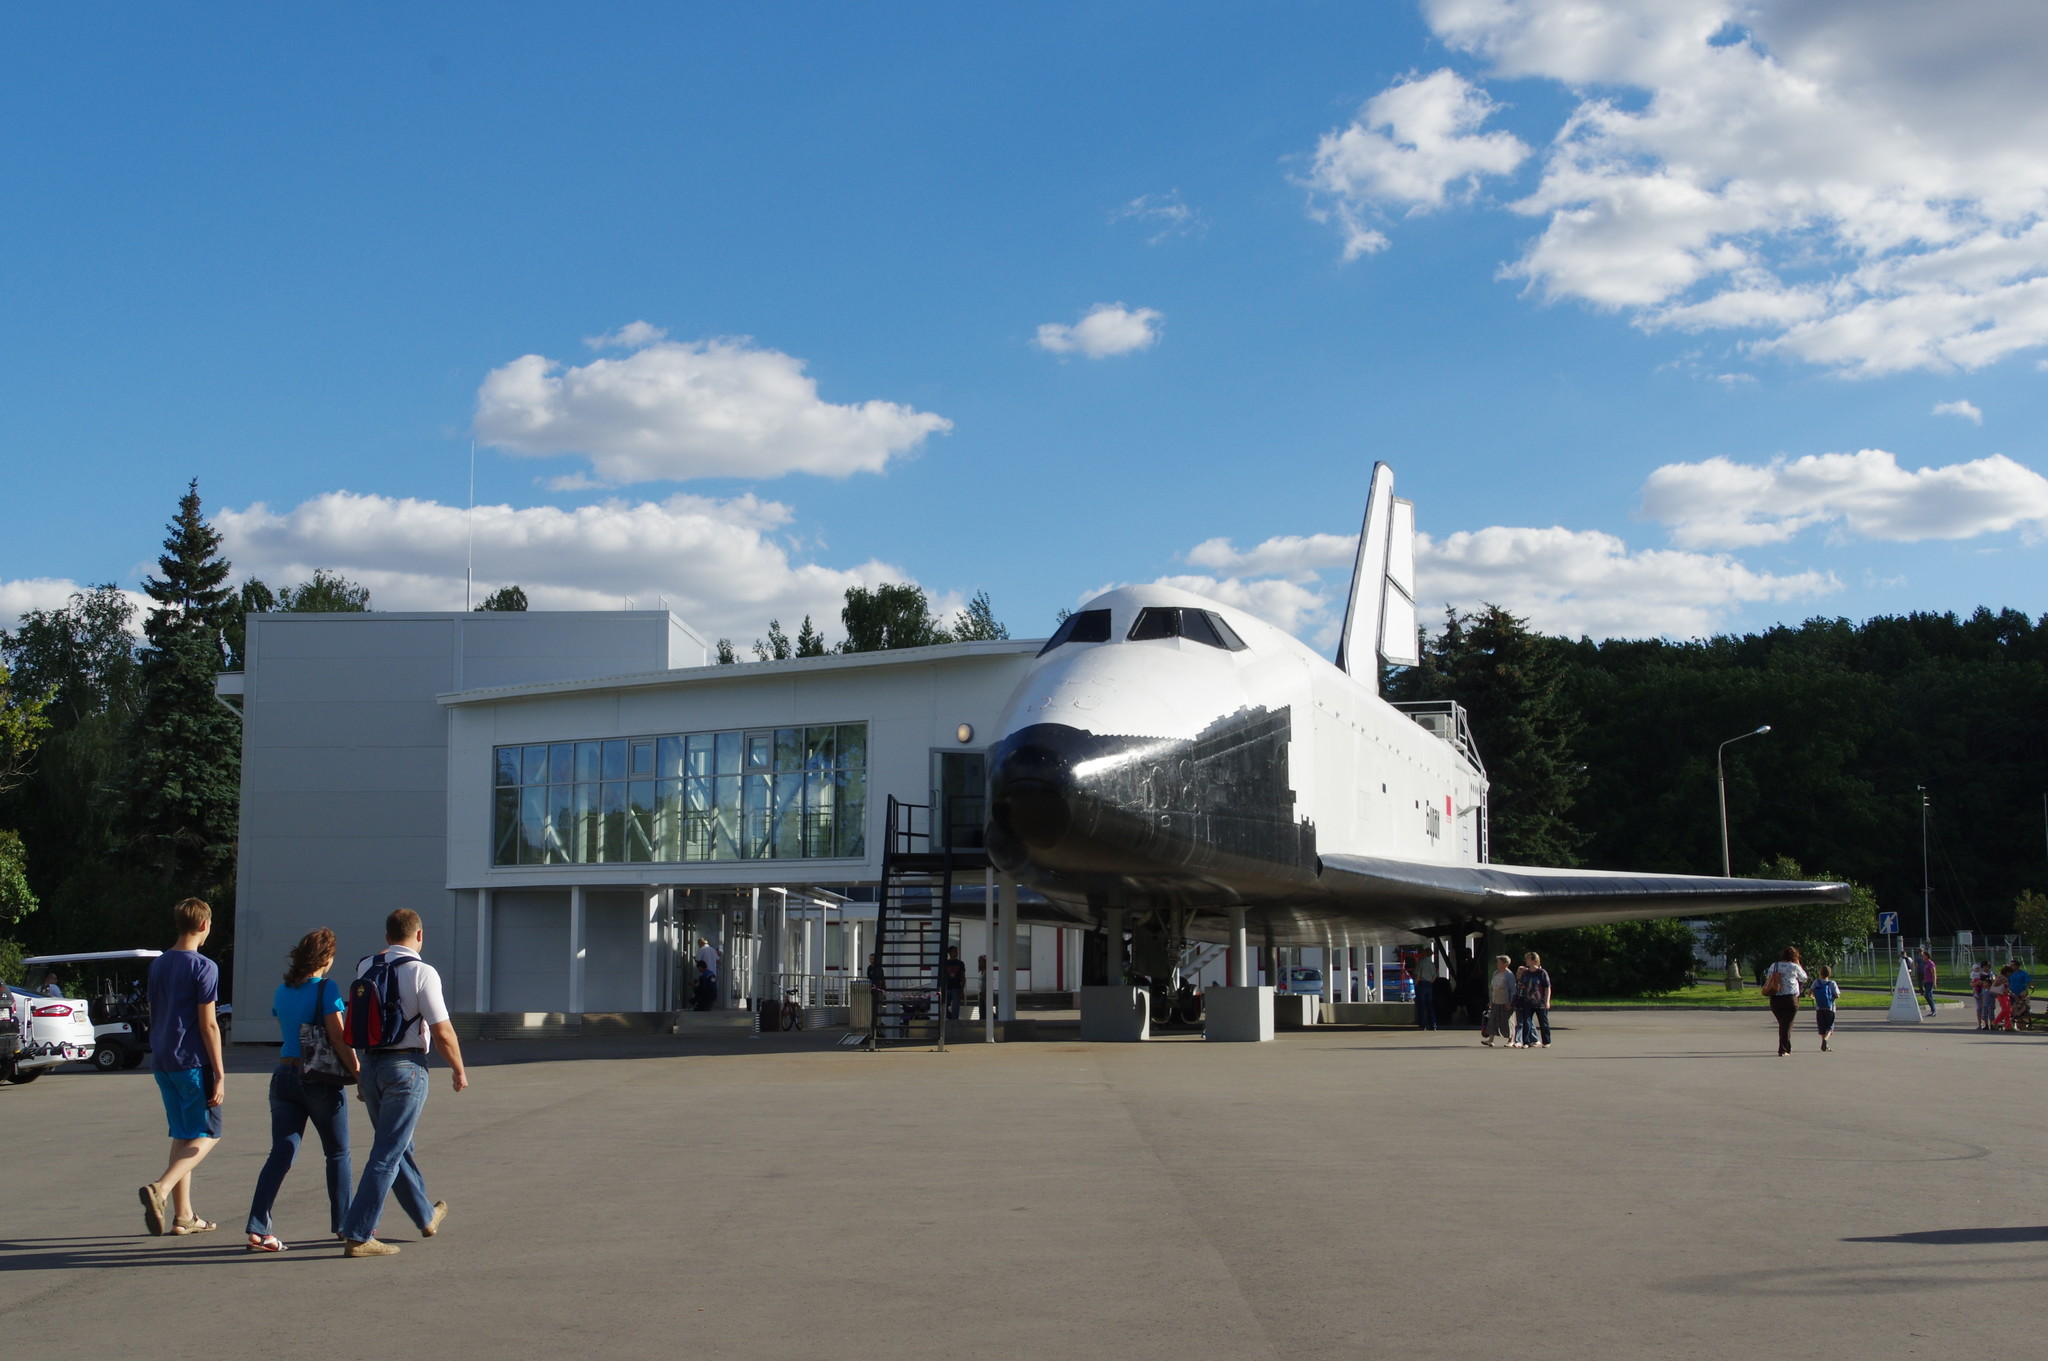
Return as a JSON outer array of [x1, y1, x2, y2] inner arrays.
[[154, 1066, 223, 1140]]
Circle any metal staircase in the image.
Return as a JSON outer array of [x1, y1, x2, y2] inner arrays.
[[866, 795, 988, 1051]]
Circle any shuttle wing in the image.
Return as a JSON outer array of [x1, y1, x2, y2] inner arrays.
[[1318, 853, 1849, 934]]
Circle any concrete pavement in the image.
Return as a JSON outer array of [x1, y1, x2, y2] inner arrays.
[[1, 1009, 2038, 1358]]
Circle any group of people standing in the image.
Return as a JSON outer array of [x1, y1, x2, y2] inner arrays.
[[1969, 956, 2033, 1031], [1479, 952, 1553, 1049], [135, 899, 469, 1257]]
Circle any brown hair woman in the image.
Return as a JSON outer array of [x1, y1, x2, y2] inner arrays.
[[1763, 946, 1810, 1057], [242, 927, 359, 1251]]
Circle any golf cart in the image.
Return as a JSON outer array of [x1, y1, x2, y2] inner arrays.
[[20, 951, 162, 1072], [1, 983, 97, 1083]]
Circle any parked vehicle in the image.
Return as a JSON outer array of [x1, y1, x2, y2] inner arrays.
[[21, 951, 162, 1072], [1282, 966, 1324, 997], [2, 985, 96, 1084]]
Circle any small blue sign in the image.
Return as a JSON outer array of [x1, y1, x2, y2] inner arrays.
[[1877, 911, 1900, 935]]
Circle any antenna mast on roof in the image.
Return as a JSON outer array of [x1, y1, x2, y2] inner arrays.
[[465, 439, 476, 611]]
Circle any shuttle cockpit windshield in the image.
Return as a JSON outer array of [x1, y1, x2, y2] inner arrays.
[[1037, 608, 1114, 656], [1127, 607, 1247, 651]]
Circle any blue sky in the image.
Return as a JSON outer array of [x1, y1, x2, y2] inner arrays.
[[4, 0, 2046, 649]]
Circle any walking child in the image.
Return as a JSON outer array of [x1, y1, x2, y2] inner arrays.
[[1811, 964, 1839, 1053], [138, 898, 227, 1236]]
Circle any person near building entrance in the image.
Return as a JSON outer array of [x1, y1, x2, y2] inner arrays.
[[338, 909, 469, 1258], [138, 897, 227, 1237], [1413, 952, 1438, 1030], [1915, 947, 1938, 1018], [942, 947, 967, 1020], [691, 959, 716, 1011]]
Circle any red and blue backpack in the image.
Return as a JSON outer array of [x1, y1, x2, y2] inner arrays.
[[342, 952, 417, 1050]]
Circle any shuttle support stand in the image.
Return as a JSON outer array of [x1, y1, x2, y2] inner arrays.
[[1079, 907, 1149, 1041]]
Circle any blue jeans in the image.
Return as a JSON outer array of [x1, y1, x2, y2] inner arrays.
[[1515, 1002, 1551, 1045], [244, 1064, 352, 1236], [1919, 983, 1937, 1014], [339, 1052, 435, 1242]]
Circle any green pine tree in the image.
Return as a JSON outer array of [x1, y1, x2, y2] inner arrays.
[[129, 482, 242, 900], [1388, 604, 1586, 866], [278, 569, 370, 612], [794, 615, 828, 657]]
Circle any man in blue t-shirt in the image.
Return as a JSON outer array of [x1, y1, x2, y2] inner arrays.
[[137, 898, 226, 1237]]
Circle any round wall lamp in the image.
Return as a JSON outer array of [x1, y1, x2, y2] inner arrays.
[[956, 723, 974, 744]]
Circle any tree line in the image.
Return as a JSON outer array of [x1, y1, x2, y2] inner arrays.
[[1391, 604, 2048, 984]]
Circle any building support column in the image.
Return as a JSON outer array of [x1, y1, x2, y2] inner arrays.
[[1104, 908, 1125, 986], [998, 876, 1019, 1023], [1229, 906, 1248, 991], [568, 885, 586, 1015], [748, 887, 762, 1032], [640, 888, 660, 1012], [984, 867, 996, 1043], [475, 888, 493, 1013]]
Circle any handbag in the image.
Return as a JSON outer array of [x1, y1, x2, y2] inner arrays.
[[299, 979, 354, 1086], [1761, 967, 1782, 997]]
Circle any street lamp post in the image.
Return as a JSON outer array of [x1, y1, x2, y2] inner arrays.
[[1717, 725, 1772, 877]]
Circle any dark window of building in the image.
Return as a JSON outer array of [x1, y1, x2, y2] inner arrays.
[[1037, 608, 1113, 656]]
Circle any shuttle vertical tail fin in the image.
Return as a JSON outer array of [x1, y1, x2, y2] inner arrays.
[[1335, 462, 1420, 685]]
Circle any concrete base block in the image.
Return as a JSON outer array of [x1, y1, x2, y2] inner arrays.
[[1274, 994, 1320, 1029], [1204, 985, 1274, 1042], [1079, 986, 1151, 1042], [1329, 1002, 1414, 1026]]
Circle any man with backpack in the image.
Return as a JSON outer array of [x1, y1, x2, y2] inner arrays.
[[337, 909, 469, 1258]]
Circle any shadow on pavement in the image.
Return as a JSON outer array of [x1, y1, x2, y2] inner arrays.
[[1843, 1226, 2048, 1245], [0, 1235, 342, 1271]]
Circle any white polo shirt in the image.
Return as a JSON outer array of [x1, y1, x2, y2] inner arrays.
[[355, 945, 450, 1051]]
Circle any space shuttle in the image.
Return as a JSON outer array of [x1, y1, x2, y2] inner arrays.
[[984, 463, 1846, 948]]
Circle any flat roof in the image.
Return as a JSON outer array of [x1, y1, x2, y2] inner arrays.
[[437, 637, 1045, 707]]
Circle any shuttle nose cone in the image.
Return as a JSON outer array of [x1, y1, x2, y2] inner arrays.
[[988, 739, 1074, 849]]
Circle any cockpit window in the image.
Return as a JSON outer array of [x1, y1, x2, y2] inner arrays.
[[1037, 608, 1113, 656], [1127, 608, 1248, 651]]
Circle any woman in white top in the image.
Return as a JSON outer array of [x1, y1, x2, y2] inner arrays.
[[1764, 947, 1810, 1057]]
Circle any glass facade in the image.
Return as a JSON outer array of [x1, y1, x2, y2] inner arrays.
[[492, 723, 867, 866]]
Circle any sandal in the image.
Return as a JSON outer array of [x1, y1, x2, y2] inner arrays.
[[138, 1184, 168, 1237], [171, 1216, 218, 1235], [246, 1234, 287, 1253]]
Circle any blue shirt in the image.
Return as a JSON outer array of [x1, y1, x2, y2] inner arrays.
[[2011, 969, 2032, 995], [273, 976, 343, 1058], [148, 949, 219, 1073]]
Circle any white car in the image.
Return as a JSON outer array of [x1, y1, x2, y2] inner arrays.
[[2, 985, 96, 1084], [21, 950, 161, 1072]]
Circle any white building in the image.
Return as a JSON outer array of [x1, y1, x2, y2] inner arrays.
[[221, 609, 1087, 1022]]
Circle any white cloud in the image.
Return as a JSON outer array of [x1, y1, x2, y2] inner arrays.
[[474, 332, 952, 484], [0, 578, 149, 636], [1183, 533, 1358, 578], [1111, 191, 1205, 245], [1415, 525, 1837, 639], [1932, 399, 1984, 425], [583, 320, 668, 351], [1169, 523, 1833, 641], [1034, 303, 1164, 359], [1640, 450, 2048, 548], [1307, 68, 1531, 259], [1306, 1, 2048, 373], [214, 491, 909, 645]]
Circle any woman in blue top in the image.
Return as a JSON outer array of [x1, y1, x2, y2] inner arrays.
[[242, 928, 358, 1252], [1810, 965, 1840, 1053]]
